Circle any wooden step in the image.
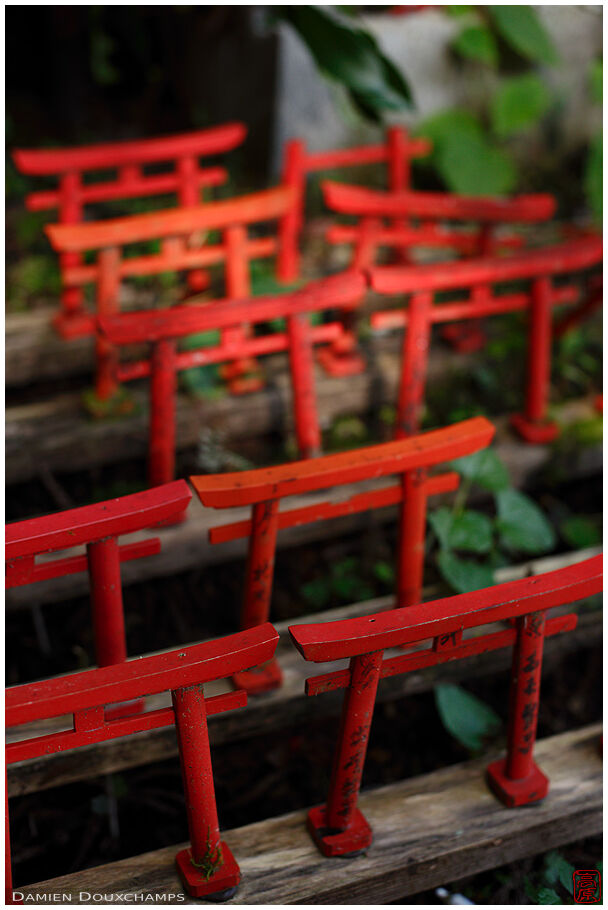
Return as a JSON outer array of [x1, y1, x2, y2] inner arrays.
[[7, 547, 601, 797], [14, 723, 602, 904]]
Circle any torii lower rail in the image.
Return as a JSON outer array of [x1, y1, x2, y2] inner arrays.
[[13, 123, 247, 332], [370, 236, 603, 443], [289, 554, 602, 857], [6, 624, 279, 902], [5, 481, 191, 705], [99, 271, 366, 484], [191, 416, 494, 694]]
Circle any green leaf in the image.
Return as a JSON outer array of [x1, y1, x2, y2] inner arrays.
[[279, 5, 412, 120], [436, 129, 517, 195], [435, 683, 502, 752], [584, 131, 602, 224], [452, 25, 498, 67], [535, 887, 563, 905], [437, 550, 495, 594], [450, 449, 510, 492], [373, 561, 395, 584], [429, 508, 494, 553], [544, 851, 575, 896], [488, 6, 558, 65], [301, 578, 331, 609], [490, 74, 551, 138], [417, 108, 482, 146], [590, 59, 602, 103], [559, 515, 601, 549], [496, 489, 556, 555], [444, 6, 476, 17]]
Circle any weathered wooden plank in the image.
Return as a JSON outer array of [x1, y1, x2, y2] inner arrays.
[[7, 548, 601, 797], [14, 724, 602, 904]]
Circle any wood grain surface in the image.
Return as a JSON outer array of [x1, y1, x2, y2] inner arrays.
[[14, 724, 602, 904]]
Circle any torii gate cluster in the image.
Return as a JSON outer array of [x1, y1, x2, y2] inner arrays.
[[7, 120, 603, 901]]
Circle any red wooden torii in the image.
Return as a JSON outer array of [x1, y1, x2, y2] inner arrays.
[[289, 554, 602, 857], [6, 624, 279, 901], [322, 180, 557, 361], [191, 416, 494, 694], [99, 271, 367, 485], [369, 236, 603, 443], [5, 481, 191, 713], [45, 186, 296, 399], [13, 124, 247, 335]]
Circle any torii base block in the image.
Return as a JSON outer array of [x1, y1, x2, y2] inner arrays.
[[307, 805, 373, 857], [486, 757, 549, 808], [175, 843, 240, 900], [510, 414, 559, 445]]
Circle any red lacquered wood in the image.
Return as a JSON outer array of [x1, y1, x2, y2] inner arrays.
[[87, 537, 127, 668], [6, 480, 191, 560], [278, 138, 307, 282], [397, 467, 427, 609], [487, 611, 550, 806], [289, 554, 601, 663], [58, 171, 84, 318], [95, 245, 121, 399], [6, 623, 277, 902], [323, 181, 555, 222], [172, 686, 221, 864], [149, 338, 177, 487], [46, 186, 295, 253], [370, 236, 603, 295], [395, 291, 431, 439], [209, 472, 459, 545], [305, 612, 577, 695], [99, 271, 366, 345], [191, 416, 494, 508], [13, 124, 246, 176], [26, 167, 226, 212], [288, 312, 321, 458], [241, 501, 280, 632], [290, 556, 599, 853], [5, 537, 160, 588], [6, 624, 277, 727]]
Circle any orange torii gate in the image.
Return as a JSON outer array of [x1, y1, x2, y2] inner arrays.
[[369, 236, 603, 444], [6, 625, 279, 901], [289, 555, 602, 857], [45, 186, 296, 398], [191, 416, 494, 694], [13, 124, 247, 334]]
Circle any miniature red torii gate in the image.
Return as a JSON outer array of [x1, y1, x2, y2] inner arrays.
[[45, 186, 296, 399], [289, 554, 602, 857], [99, 271, 367, 485], [6, 624, 279, 902], [13, 123, 247, 335], [191, 416, 494, 694], [322, 180, 557, 359], [277, 126, 432, 285], [5, 481, 191, 713], [369, 236, 603, 443], [278, 127, 432, 376]]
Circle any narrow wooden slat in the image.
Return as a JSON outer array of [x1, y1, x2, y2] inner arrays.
[[14, 725, 601, 904]]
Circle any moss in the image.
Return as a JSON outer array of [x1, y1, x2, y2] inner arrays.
[[190, 832, 224, 882], [82, 386, 138, 420]]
